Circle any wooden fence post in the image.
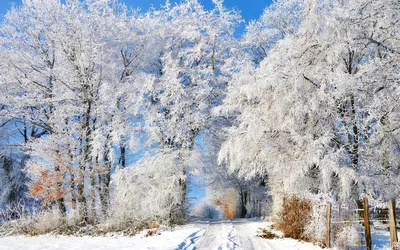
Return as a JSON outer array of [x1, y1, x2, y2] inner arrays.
[[326, 202, 331, 248], [389, 199, 398, 246], [364, 197, 372, 250]]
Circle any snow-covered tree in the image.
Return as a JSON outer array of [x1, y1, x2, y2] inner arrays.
[[242, 0, 305, 64], [218, 0, 400, 239], [117, 0, 241, 221], [0, 0, 399, 240], [0, 0, 138, 222], [0, 0, 242, 225]]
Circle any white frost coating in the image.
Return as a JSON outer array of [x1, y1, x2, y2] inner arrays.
[[219, 0, 400, 240], [111, 152, 184, 225], [110, 150, 202, 225], [0, 0, 241, 222], [0, 1, 398, 246]]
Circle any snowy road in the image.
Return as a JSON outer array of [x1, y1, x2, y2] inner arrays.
[[195, 219, 238, 249], [190, 218, 322, 250], [0, 219, 323, 250]]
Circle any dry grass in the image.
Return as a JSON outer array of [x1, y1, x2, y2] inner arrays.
[[0, 209, 63, 236], [144, 228, 160, 237], [258, 228, 280, 239], [147, 222, 160, 229]]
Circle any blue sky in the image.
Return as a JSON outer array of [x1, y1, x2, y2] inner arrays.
[[0, 0, 272, 34]]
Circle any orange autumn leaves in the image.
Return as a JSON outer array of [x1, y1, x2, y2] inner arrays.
[[29, 169, 65, 207], [28, 153, 74, 208]]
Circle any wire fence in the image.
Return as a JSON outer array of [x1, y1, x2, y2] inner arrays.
[[326, 198, 399, 249]]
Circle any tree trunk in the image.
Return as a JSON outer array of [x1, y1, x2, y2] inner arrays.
[[119, 139, 126, 168], [240, 189, 248, 218], [350, 94, 359, 170], [170, 169, 187, 223]]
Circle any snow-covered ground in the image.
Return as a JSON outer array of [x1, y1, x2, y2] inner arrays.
[[0, 218, 323, 250], [1, 218, 397, 250]]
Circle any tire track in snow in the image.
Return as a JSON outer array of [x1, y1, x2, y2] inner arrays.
[[233, 218, 274, 250], [195, 219, 239, 250], [174, 229, 206, 250], [175, 218, 323, 250], [174, 219, 209, 250]]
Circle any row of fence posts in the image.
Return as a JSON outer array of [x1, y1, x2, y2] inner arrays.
[[325, 198, 398, 249]]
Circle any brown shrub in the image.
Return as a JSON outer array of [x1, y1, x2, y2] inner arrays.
[[214, 189, 237, 219], [276, 196, 312, 241], [215, 198, 236, 219]]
